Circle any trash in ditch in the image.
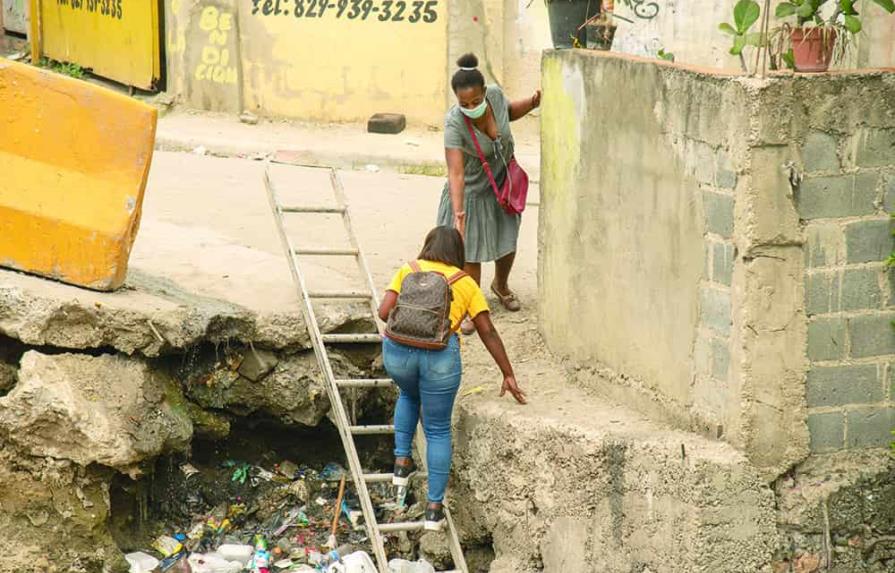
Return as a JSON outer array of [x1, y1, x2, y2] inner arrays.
[[126, 551, 160, 573], [388, 558, 436, 573], [153, 535, 185, 558], [320, 462, 346, 481], [124, 452, 418, 572], [181, 463, 201, 479]]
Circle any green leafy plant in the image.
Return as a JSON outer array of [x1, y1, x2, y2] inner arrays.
[[39, 57, 86, 80], [776, 0, 894, 31], [720, 0, 765, 71], [657, 48, 676, 62]]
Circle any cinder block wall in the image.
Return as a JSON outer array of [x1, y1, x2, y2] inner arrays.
[[795, 88, 895, 453], [540, 50, 895, 475]]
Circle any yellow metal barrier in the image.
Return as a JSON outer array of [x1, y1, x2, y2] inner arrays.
[[39, 0, 160, 89], [0, 58, 157, 291]]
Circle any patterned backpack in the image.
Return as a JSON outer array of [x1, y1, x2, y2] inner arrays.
[[385, 261, 467, 349]]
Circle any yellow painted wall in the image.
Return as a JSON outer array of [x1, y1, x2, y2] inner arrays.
[[238, 0, 447, 125], [40, 0, 160, 89], [0, 58, 157, 290]]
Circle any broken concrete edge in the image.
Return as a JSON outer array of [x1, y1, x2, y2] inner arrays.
[[0, 274, 378, 357]]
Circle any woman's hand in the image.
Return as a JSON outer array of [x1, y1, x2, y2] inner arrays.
[[501, 374, 527, 404], [530, 90, 542, 110], [454, 211, 467, 239]]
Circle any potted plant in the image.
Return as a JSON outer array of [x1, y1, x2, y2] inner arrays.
[[775, 0, 894, 72], [545, 0, 600, 48], [721, 0, 895, 73]]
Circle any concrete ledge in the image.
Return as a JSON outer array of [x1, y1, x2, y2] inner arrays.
[[451, 384, 777, 573]]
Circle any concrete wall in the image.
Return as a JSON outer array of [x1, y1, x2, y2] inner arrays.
[[539, 50, 895, 476], [167, 0, 448, 125], [1, 0, 27, 35]]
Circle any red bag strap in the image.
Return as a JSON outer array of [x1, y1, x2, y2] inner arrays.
[[464, 116, 501, 198], [408, 260, 421, 273]]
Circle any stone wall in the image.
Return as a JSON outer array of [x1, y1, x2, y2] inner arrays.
[[539, 50, 895, 476], [795, 84, 895, 453]]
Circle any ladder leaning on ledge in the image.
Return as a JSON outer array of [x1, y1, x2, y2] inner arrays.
[[263, 162, 468, 573]]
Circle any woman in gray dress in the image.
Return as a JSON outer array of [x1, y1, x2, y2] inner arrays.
[[437, 53, 541, 334]]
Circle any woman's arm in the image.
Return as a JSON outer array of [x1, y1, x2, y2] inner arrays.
[[446, 148, 467, 237], [508, 90, 541, 122], [378, 290, 398, 322], [473, 311, 527, 404]]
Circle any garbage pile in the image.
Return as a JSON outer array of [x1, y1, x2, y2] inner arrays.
[[122, 458, 435, 573]]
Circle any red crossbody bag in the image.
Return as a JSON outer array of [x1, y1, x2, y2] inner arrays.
[[463, 116, 529, 216]]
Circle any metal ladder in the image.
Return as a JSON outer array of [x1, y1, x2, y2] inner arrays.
[[263, 162, 468, 573]]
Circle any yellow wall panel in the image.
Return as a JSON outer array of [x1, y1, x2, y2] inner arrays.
[[40, 0, 159, 89], [0, 59, 157, 290], [238, 0, 447, 125]]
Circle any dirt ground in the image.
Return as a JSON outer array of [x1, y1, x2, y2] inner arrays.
[[135, 150, 546, 411]]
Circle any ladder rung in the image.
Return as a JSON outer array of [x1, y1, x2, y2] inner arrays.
[[363, 472, 428, 483], [349, 424, 395, 435], [294, 247, 359, 256], [281, 206, 346, 214], [378, 521, 426, 533], [321, 333, 381, 344], [308, 290, 371, 300], [337, 378, 393, 389]]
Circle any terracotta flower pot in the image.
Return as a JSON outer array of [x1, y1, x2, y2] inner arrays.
[[791, 27, 837, 73]]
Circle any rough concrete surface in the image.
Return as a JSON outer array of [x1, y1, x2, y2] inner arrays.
[[776, 450, 895, 571], [452, 308, 778, 573], [0, 352, 192, 474]]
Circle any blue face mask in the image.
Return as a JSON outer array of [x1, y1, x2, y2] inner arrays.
[[460, 99, 488, 119]]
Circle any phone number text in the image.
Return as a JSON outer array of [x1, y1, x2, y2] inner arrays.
[[55, 0, 123, 19], [251, 0, 439, 23]]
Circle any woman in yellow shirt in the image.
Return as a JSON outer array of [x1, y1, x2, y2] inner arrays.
[[378, 226, 526, 531]]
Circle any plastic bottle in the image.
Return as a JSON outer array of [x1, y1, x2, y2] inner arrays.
[[317, 544, 355, 567]]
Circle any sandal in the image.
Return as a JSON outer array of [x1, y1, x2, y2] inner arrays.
[[491, 284, 522, 312], [460, 317, 475, 336]]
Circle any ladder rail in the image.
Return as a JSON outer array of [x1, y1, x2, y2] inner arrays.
[[329, 168, 383, 319], [263, 165, 391, 570], [265, 163, 469, 573]]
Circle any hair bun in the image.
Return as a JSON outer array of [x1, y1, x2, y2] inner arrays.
[[456, 53, 479, 70]]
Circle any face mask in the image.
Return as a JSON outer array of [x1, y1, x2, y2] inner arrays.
[[460, 99, 488, 119]]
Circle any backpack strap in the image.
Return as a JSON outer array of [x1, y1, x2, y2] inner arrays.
[[408, 260, 422, 273], [446, 270, 468, 285]]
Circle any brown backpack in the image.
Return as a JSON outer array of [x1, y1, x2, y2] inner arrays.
[[385, 261, 467, 350]]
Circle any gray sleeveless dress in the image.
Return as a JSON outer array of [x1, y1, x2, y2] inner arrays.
[[437, 85, 521, 263]]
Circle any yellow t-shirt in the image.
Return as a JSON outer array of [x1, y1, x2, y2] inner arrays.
[[386, 260, 489, 331]]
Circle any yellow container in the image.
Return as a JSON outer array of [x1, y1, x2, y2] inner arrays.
[[0, 58, 157, 291]]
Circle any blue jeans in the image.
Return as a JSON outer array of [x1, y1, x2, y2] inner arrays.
[[383, 336, 462, 503]]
